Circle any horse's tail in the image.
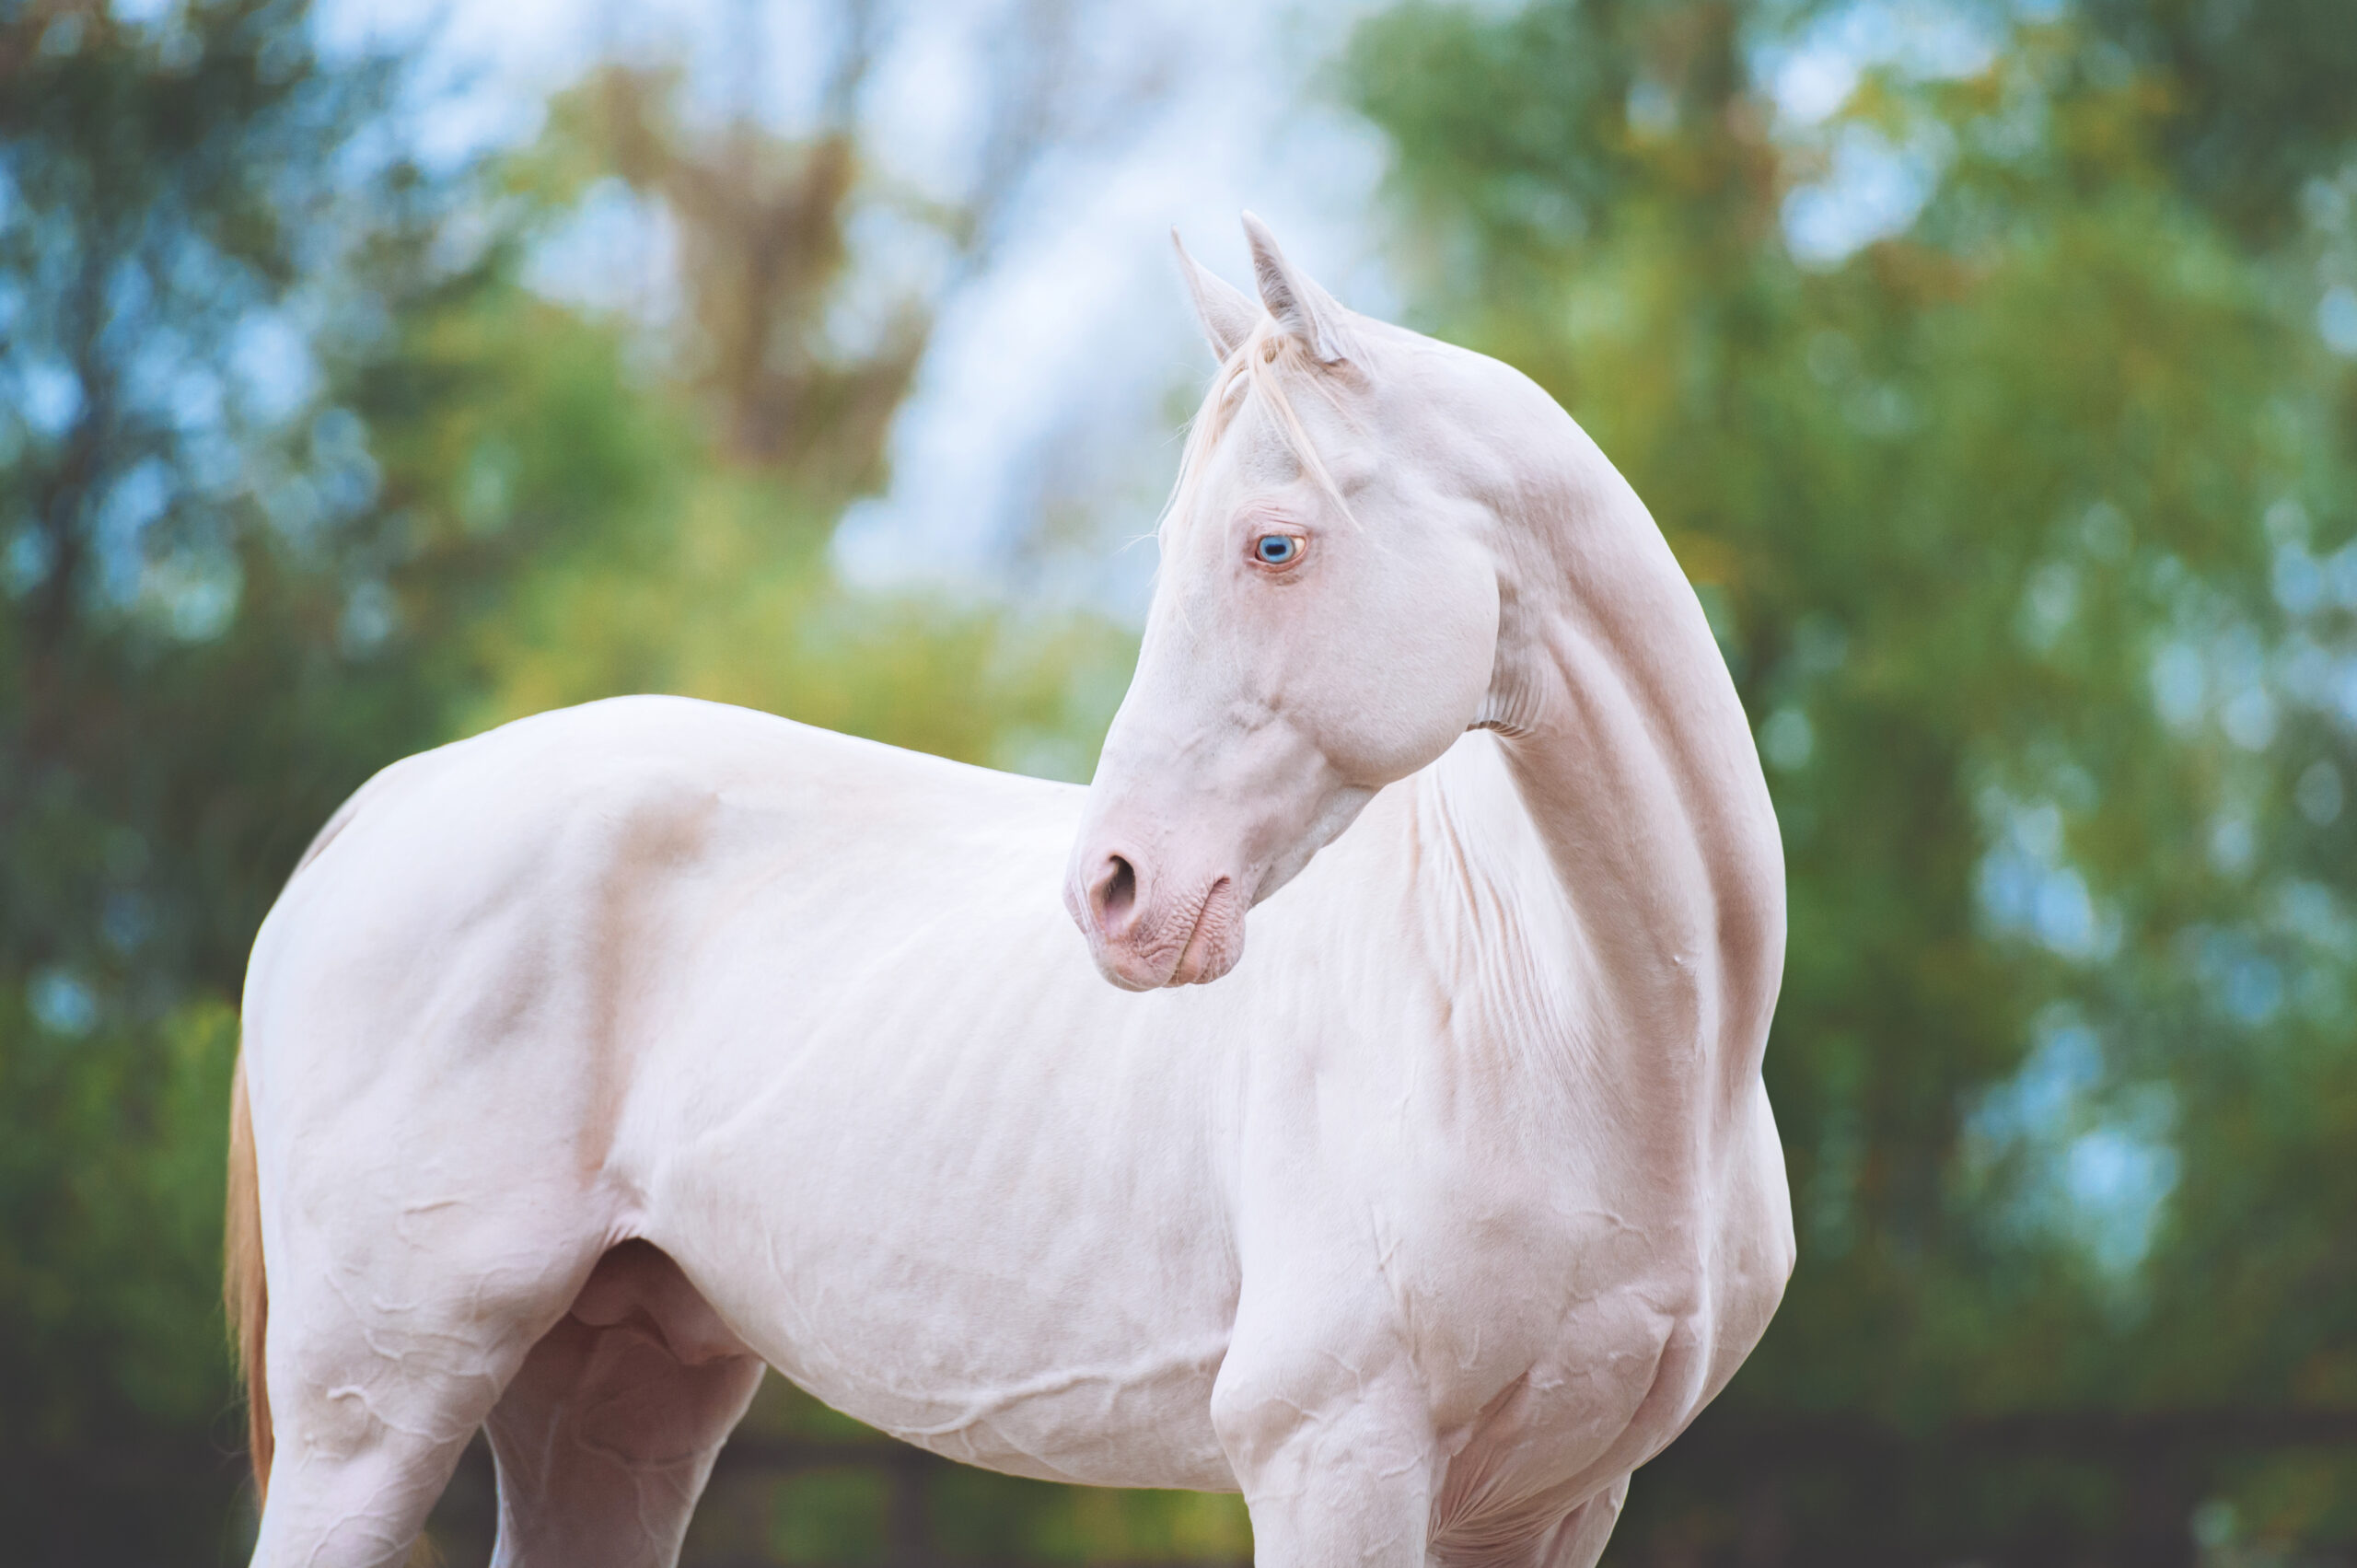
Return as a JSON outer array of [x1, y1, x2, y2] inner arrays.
[[226, 1047, 271, 1504]]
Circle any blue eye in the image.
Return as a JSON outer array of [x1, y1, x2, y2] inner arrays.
[[1254, 534, 1300, 566]]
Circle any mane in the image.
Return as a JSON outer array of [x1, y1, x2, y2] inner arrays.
[[1158, 319, 1356, 550]]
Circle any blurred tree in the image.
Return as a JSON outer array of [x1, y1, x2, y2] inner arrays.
[[449, 9, 1149, 770], [0, 2, 496, 1558], [2079, 0, 2357, 242], [1350, 0, 2357, 1561], [519, 0, 1149, 482], [0, 0, 435, 1040]]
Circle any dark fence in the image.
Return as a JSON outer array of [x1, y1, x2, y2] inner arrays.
[[1623, 1406, 2357, 1568], [421, 1409, 2357, 1568], [421, 1433, 1254, 1568]]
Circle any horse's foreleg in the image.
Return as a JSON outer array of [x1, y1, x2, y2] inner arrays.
[[1211, 1330, 1441, 1568], [1527, 1480, 1628, 1568]]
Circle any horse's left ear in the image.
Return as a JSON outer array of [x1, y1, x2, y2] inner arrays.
[[1240, 212, 1354, 366], [1173, 229, 1260, 362]]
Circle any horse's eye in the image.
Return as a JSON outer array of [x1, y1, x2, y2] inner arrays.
[[1254, 534, 1301, 566]]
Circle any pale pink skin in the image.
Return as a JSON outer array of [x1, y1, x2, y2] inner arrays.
[[234, 218, 1793, 1568]]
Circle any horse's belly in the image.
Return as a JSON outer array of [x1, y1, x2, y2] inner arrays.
[[638, 930, 1248, 1492], [752, 1293, 1235, 1490], [657, 1171, 1240, 1489]]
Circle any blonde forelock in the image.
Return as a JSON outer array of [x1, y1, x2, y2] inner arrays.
[[1157, 320, 1357, 552]]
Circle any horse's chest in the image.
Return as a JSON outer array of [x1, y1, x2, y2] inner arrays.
[[1390, 1178, 1684, 1420], [1412, 1112, 1794, 1518]]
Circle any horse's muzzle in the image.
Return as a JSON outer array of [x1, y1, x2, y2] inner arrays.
[[1066, 847, 1247, 990]]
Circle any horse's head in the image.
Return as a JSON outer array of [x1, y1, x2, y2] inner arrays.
[[1065, 215, 1515, 990]]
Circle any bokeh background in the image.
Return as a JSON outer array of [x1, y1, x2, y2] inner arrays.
[[6, 0, 2357, 1562]]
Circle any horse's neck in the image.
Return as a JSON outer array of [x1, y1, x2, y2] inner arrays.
[[1421, 447, 1784, 1144]]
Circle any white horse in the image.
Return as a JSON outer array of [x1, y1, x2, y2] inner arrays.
[[227, 215, 1793, 1568]]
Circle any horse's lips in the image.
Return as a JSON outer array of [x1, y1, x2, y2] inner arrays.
[[1167, 877, 1241, 986]]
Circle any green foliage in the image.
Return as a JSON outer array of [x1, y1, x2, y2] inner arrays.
[[772, 1469, 894, 1565], [1349, 0, 2357, 1558], [0, 0, 431, 1010], [0, 998, 241, 1559], [2080, 0, 2357, 241], [927, 1469, 1253, 1565], [411, 296, 1131, 778]]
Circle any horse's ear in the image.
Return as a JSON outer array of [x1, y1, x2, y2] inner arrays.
[[1240, 212, 1353, 366], [1173, 229, 1259, 362]]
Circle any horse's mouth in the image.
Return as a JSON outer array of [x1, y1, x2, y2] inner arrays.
[[1164, 877, 1241, 986]]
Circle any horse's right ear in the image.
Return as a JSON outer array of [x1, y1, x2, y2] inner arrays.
[[1173, 229, 1259, 363], [1240, 212, 1353, 366]]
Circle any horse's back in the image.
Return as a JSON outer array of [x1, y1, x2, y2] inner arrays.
[[262, 694, 1062, 946], [288, 693, 1072, 866]]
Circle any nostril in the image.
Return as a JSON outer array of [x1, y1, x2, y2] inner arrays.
[[1097, 855, 1137, 928]]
